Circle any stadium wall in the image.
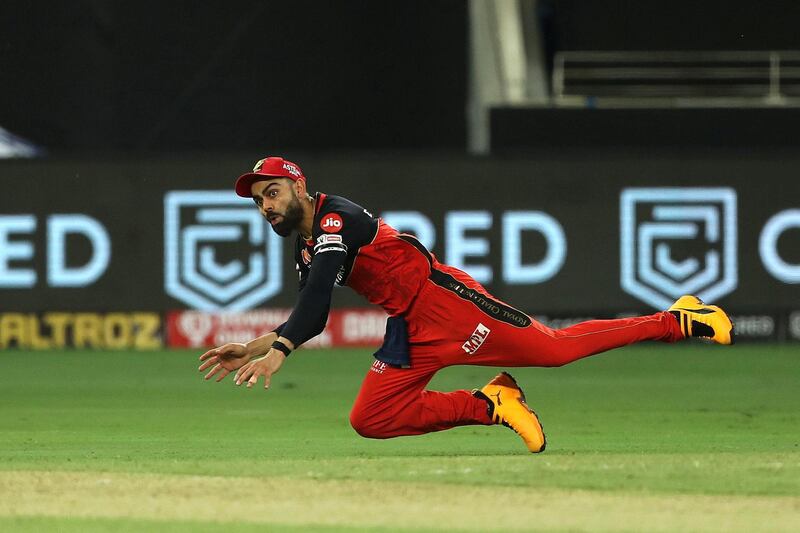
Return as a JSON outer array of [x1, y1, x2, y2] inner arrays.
[[1, 152, 798, 346], [0, 1, 467, 152], [550, 0, 800, 51]]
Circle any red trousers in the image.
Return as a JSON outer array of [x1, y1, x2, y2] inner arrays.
[[349, 265, 684, 439]]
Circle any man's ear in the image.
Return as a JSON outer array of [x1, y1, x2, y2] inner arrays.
[[295, 178, 307, 196]]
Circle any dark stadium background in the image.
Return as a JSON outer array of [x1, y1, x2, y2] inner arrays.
[[1, 0, 799, 347], [6, 1, 800, 151]]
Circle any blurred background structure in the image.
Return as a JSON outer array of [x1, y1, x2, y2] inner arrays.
[[1, 0, 799, 349]]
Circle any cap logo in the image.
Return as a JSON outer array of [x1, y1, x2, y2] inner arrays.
[[253, 159, 265, 172], [282, 162, 301, 178], [320, 213, 343, 233]]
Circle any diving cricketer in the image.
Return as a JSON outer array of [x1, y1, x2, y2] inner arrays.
[[197, 156, 734, 452]]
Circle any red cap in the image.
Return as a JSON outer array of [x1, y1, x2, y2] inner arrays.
[[234, 156, 306, 197]]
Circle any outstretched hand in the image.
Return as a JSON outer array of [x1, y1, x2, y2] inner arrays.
[[234, 350, 286, 390], [198, 343, 251, 382]]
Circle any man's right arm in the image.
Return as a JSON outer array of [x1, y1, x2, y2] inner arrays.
[[198, 246, 310, 381]]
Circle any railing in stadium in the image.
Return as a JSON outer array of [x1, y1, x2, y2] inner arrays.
[[552, 50, 800, 107]]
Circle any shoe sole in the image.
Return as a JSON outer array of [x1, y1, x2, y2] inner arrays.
[[709, 305, 736, 345], [500, 372, 547, 453]]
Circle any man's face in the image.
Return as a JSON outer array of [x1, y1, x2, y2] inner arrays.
[[251, 178, 304, 237]]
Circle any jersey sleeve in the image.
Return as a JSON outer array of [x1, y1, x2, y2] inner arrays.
[[277, 248, 345, 347], [276, 195, 378, 348], [270, 241, 310, 337], [313, 198, 376, 257]]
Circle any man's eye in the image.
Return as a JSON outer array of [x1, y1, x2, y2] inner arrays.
[[269, 191, 278, 198]]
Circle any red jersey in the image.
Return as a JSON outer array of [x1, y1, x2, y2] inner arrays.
[[295, 192, 432, 317], [282, 192, 526, 353]]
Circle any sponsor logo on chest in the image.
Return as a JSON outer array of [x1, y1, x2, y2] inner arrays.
[[321, 213, 344, 233], [462, 323, 491, 355]]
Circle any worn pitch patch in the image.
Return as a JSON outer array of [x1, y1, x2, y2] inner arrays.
[[1, 471, 799, 531]]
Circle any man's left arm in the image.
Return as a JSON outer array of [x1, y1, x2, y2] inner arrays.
[[280, 241, 348, 346], [234, 247, 346, 389]]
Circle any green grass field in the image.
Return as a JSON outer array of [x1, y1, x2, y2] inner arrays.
[[1, 344, 798, 531]]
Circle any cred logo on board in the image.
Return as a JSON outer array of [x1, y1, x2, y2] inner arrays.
[[620, 187, 738, 309], [164, 191, 283, 310]]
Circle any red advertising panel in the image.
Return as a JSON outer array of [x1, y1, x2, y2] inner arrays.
[[167, 309, 388, 349]]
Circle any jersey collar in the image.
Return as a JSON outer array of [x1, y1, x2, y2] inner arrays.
[[302, 192, 327, 246], [314, 192, 327, 215]]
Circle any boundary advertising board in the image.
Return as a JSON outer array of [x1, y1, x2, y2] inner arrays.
[[1, 154, 798, 344]]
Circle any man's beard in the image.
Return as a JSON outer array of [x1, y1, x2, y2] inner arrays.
[[270, 194, 304, 237]]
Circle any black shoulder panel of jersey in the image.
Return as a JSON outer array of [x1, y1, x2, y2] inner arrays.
[[311, 193, 378, 285], [281, 193, 379, 347]]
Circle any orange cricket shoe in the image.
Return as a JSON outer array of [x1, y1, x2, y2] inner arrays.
[[668, 295, 735, 345], [474, 372, 546, 453]]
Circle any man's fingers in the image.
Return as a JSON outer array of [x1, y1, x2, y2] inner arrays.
[[236, 365, 253, 386], [204, 364, 222, 380], [199, 349, 218, 362], [263, 375, 271, 389], [215, 368, 231, 382], [198, 356, 218, 371], [234, 363, 248, 383], [246, 373, 259, 388]]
